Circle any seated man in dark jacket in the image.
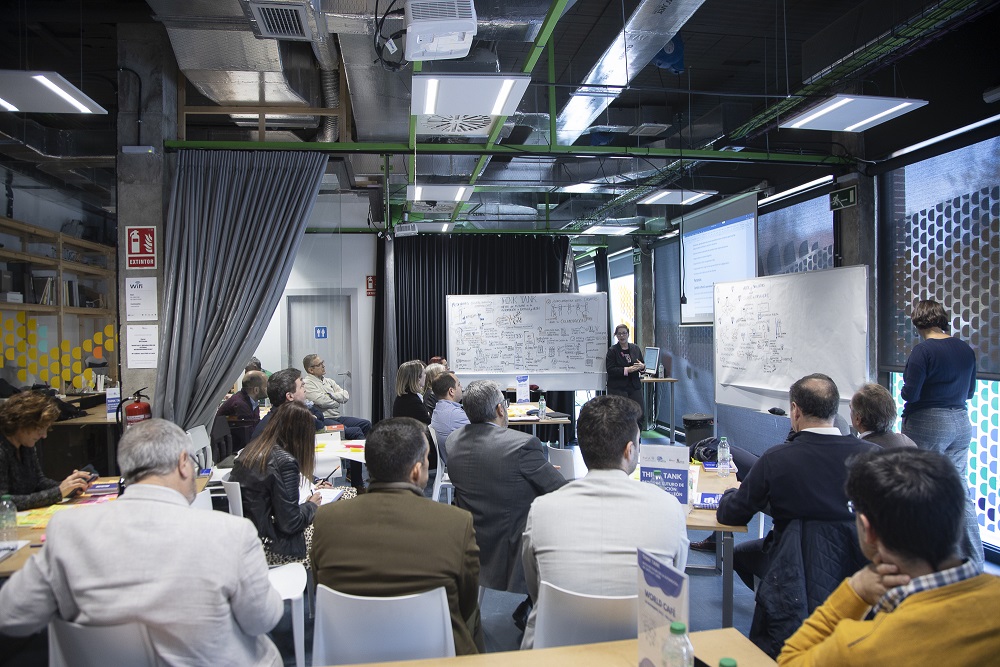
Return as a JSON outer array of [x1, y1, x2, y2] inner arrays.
[[716, 373, 878, 591]]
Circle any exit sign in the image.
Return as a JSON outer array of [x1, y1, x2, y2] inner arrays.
[[829, 186, 857, 211]]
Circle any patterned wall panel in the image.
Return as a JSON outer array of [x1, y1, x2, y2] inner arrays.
[[882, 136, 1000, 375], [891, 373, 999, 551], [757, 196, 834, 276]]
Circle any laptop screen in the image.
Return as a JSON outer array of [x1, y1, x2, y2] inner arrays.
[[643, 347, 659, 371]]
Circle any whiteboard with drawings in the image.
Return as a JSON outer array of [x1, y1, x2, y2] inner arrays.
[[714, 266, 869, 416], [446, 293, 609, 390]]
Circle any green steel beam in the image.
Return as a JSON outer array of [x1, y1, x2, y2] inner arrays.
[[163, 139, 850, 166]]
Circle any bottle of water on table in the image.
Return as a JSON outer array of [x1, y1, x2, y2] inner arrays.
[[0, 494, 17, 546], [717, 436, 731, 478], [537, 394, 546, 420], [661, 621, 694, 667]]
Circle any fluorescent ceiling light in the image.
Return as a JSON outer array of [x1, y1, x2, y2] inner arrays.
[[557, 183, 620, 194], [423, 78, 439, 115], [441, 224, 449, 232], [639, 190, 717, 206], [406, 184, 474, 202], [779, 94, 926, 132], [889, 113, 1000, 158], [0, 70, 106, 114], [582, 224, 638, 236], [411, 74, 531, 117], [758, 175, 833, 205]]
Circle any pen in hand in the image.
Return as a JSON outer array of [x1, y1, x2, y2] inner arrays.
[[323, 466, 341, 483]]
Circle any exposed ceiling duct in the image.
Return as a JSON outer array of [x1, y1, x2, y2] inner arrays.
[[553, 0, 707, 145]]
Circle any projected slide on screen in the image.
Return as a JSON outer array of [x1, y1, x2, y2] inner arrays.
[[680, 194, 758, 325]]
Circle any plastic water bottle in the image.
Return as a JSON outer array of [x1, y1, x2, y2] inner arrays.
[[717, 437, 731, 478], [658, 363, 664, 378], [537, 395, 547, 420], [661, 621, 694, 667], [0, 495, 17, 545]]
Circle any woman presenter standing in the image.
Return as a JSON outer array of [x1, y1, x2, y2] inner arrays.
[[605, 324, 645, 422], [900, 299, 982, 567]]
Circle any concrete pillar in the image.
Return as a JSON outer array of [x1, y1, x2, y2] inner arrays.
[[116, 24, 176, 407], [834, 166, 878, 379], [634, 240, 655, 365]]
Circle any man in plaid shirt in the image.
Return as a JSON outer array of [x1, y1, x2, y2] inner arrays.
[[779, 448, 1000, 666]]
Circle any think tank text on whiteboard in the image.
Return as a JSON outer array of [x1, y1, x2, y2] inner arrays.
[[447, 293, 608, 391], [714, 266, 869, 414]]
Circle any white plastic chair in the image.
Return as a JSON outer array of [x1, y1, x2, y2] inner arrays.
[[222, 475, 243, 517], [186, 424, 213, 468], [532, 581, 638, 649], [429, 429, 454, 504], [268, 563, 307, 667], [48, 617, 156, 667], [311, 585, 455, 666], [190, 488, 213, 511]]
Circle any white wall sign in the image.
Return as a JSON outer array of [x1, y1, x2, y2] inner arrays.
[[126, 325, 158, 369], [125, 277, 158, 321]]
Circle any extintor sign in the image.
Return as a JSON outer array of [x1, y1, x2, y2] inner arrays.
[[125, 226, 157, 269]]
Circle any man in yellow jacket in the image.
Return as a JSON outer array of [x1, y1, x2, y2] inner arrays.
[[779, 447, 1000, 666]]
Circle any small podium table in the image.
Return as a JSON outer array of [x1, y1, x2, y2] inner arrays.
[[640, 377, 678, 442]]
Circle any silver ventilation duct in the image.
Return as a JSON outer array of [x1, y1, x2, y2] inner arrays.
[[553, 0, 706, 145]]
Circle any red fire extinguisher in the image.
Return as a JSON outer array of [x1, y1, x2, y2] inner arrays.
[[117, 388, 153, 429]]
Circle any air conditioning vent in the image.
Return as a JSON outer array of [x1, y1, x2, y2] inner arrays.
[[405, 0, 477, 61], [247, 2, 312, 41], [409, 0, 475, 20], [417, 114, 493, 136], [628, 123, 671, 137]]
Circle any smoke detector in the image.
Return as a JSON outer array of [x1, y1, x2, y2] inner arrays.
[[404, 0, 477, 61]]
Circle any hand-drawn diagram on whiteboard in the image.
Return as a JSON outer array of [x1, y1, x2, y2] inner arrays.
[[715, 284, 794, 380], [447, 293, 608, 387], [714, 266, 869, 414]]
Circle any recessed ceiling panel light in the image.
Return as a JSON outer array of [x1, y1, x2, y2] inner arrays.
[[639, 190, 717, 205], [411, 74, 530, 117], [406, 184, 475, 202], [0, 70, 106, 114], [758, 175, 833, 205], [582, 224, 638, 236], [779, 94, 926, 132]]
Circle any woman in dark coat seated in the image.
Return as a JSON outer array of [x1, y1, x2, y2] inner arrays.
[[231, 401, 323, 566]]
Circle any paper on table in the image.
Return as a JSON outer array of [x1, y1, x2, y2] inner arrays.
[[319, 489, 345, 505]]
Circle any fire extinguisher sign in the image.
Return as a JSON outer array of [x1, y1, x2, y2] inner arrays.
[[125, 226, 157, 270]]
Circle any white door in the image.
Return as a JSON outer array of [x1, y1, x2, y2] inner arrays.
[[287, 294, 353, 395]]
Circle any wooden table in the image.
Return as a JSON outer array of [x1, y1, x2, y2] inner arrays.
[[686, 468, 745, 628], [0, 475, 211, 578], [507, 402, 571, 447], [315, 436, 366, 480], [324, 629, 774, 667], [640, 377, 678, 441]]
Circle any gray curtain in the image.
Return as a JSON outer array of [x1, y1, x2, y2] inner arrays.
[[381, 237, 398, 420], [155, 149, 327, 429]]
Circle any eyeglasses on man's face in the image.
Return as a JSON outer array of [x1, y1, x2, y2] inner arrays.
[[310, 360, 326, 369]]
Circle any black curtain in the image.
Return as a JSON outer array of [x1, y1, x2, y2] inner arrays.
[[390, 235, 574, 439], [371, 237, 388, 421]]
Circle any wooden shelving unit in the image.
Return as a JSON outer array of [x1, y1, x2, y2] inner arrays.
[[0, 215, 118, 389]]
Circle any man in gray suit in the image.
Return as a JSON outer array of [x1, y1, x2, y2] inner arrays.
[[0, 419, 284, 667], [850, 383, 917, 449], [446, 380, 566, 628], [520, 395, 690, 648]]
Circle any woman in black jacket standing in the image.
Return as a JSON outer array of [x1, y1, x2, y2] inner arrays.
[[605, 323, 645, 422], [231, 401, 322, 566]]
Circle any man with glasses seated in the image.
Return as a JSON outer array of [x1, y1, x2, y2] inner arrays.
[[446, 380, 566, 632], [0, 419, 285, 666], [302, 354, 372, 490], [779, 448, 1000, 665]]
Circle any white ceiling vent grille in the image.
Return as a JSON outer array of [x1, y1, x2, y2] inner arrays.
[[417, 114, 493, 136], [248, 2, 312, 41], [409, 201, 461, 213], [409, 0, 475, 20], [628, 123, 672, 137]]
